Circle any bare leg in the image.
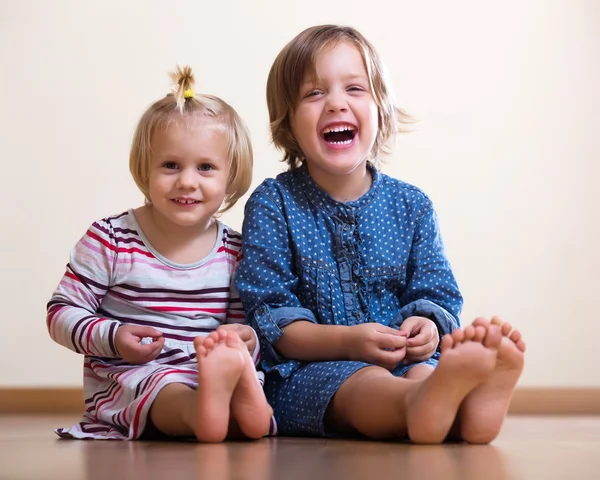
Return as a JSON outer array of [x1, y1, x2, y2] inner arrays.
[[403, 364, 434, 380], [325, 326, 498, 443], [459, 316, 526, 444], [405, 325, 500, 443], [194, 330, 245, 442], [148, 382, 197, 437], [226, 332, 273, 439], [149, 330, 245, 442]]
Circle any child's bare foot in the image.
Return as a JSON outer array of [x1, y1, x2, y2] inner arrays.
[[405, 325, 500, 444], [228, 332, 273, 439], [193, 330, 245, 442], [459, 316, 525, 444]]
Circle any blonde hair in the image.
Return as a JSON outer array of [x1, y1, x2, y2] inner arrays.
[[267, 25, 413, 170], [130, 65, 253, 213]]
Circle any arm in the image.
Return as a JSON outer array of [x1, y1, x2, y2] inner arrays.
[[394, 202, 463, 338], [275, 321, 406, 369], [47, 218, 163, 362], [46, 220, 122, 357]]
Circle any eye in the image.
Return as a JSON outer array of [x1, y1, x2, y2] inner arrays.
[[162, 161, 178, 170], [198, 163, 214, 172], [348, 85, 366, 93], [303, 89, 323, 99]]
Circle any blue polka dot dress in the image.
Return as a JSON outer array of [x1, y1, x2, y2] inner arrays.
[[235, 163, 463, 437]]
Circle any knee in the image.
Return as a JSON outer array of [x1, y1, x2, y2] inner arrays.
[[403, 364, 434, 380]]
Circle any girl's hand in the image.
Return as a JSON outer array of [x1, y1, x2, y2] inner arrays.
[[399, 316, 440, 363], [217, 324, 257, 354], [115, 325, 164, 364], [347, 323, 408, 370]]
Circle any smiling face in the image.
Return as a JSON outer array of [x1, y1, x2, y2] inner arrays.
[[147, 116, 230, 230], [290, 41, 379, 194]]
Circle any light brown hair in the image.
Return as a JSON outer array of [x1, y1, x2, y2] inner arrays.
[[266, 25, 412, 170], [130, 65, 253, 213]]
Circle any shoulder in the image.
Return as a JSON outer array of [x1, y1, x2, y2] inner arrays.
[[217, 220, 242, 257], [86, 210, 138, 245], [246, 171, 299, 210], [252, 171, 296, 197], [377, 172, 434, 216], [219, 221, 242, 246]]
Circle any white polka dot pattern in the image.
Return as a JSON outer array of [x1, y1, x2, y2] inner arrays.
[[235, 163, 463, 380]]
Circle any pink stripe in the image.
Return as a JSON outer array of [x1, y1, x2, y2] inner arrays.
[[80, 238, 118, 259], [148, 306, 227, 313], [114, 254, 235, 270], [115, 257, 173, 271]]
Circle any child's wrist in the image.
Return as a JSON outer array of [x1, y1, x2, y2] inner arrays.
[[339, 326, 355, 360]]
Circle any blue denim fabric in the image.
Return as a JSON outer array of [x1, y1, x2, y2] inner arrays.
[[235, 164, 463, 434]]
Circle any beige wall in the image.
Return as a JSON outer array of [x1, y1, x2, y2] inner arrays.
[[1, 0, 598, 387]]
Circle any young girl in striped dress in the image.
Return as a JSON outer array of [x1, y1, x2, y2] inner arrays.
[[47, 66, 274, 441]]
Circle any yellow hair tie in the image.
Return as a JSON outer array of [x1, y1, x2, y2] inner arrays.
[[184, 89, 195, 99]]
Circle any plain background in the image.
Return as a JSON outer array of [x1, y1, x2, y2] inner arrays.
[[1, 0, 598, 388]]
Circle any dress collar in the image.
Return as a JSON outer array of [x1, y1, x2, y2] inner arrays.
[[297, 162, 381, 223]]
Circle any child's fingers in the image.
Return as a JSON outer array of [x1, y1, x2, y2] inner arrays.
[[406, 342, 435, 358], [373, 324, 407, 336], [406, 327, 436, 346], [130, 326, 163, 338], [376, 333, 407, 350], [136, 337, 164, 362], [376, 348, 407, 370]]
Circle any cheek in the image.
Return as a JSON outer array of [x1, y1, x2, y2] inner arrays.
[[369, 105, 379, 126], [148, 174, 172, 194]]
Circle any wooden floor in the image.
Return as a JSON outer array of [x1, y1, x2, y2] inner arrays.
[[1, 415, 599, 480]]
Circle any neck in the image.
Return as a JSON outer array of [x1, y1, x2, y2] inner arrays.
[[148, 205, 215, 243], [307, 162, 372, 203]]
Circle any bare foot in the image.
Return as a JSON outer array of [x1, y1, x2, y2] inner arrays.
[[193, 330, 244, 442], [228, 332, 273, 439], [405, 325, 500, 444], [459, 316, 525, 444]]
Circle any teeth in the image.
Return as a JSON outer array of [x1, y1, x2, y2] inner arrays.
[[322, 125, 355, 134], [174, 199, 198, 204], [329, 139, 353, 145]]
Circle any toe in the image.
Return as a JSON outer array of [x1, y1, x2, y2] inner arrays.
[[483, 324, 502, 349], [451, 328, 465, 344], [472, 317, 489, 328], [473, 326, 486, 342], [440, 333, 454, 352], [509, 329, 522, 343], [463, 325, 475, 341]]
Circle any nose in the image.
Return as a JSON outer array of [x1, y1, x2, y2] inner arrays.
[[326, 89, 349, 113], [176, 167, 199, 190]]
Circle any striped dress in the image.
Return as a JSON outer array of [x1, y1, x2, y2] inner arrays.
[[47, 210, 273, 439]]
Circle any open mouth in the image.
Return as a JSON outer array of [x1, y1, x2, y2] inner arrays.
[[172, 199, 200, 205], [322, 125, 357, 145]]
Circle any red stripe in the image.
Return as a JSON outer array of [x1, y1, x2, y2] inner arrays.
[[84, 318, 105, 353], [46, 304, 65, 329], [65, 271, 81, 283], [95, 383, 122, 413], [217, 245, 239, 257], [87, 230, 153, 258]]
